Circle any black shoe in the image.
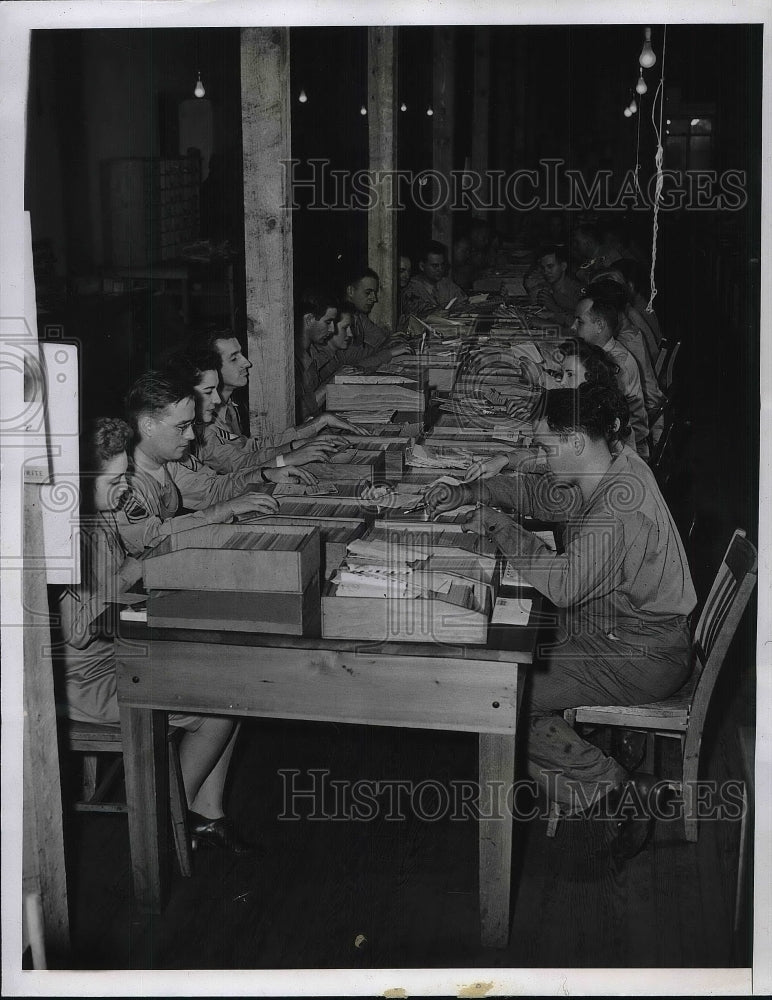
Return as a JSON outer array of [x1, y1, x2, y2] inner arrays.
[[188, 811, 259, 856], [608, 774, 659, 864]]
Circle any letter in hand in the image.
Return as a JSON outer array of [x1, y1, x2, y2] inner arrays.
[[316, 413, 369, 435], [264, 466, 319, 486], [228, 493, 280, 518], [424, 481, 472, 514]]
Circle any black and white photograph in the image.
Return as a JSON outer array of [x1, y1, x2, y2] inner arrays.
[[1, 1, 769, 995]]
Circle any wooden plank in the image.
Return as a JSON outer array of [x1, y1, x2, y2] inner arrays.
[[471, 28, 491, 180], [431, 27, 455, 251], [116, 641, 521, 736], [367, 27, 398, 331], [478, 731, 516, 948], [22, 484, 70, 961], [118, 704, 169, 913], [241, 27, 295, 441]]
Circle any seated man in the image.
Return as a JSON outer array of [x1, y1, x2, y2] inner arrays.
[[426, 384, 696, 859], [398, 254, 413, 292], [451, 235, 476, 291], [334, 266, 411, 370], [400, 240, 468, 319], [200, 328, 361, 470], [165, 349, 335, 475], [116, 372, 280, 554], [572, 222, 623, 284], [56, 417, 270, 852], [533, 245, 583, 329], [572, 295, 650, 459], [587, 276, 665, 431], [614, 258, 663, 359]]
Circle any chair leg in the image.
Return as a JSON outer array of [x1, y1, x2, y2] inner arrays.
[[546, 801, 562, 838], [168, 732, 193, 877], [81, 754, 98, 802], [682, 732, 702, 843]]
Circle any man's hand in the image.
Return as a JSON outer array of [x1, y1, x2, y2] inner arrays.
[[287, 440, 339, 465], [314, 413, 369, 435], [389, 343, 413, 358], [463, 454, 509, 482], [263, 466, 319, 486], [223, 494, 280, 518], [460, 504, 512, 537], [424, 481, 473, 514]]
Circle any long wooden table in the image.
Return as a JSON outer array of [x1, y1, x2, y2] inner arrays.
[[116, 612, 542, 949]]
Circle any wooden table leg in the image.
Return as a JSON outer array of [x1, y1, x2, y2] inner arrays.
[[478, 730, 516, 948], [119, 704, 170, 912]]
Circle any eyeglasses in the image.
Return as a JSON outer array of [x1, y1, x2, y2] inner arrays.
[[159, 419, 195, 436]]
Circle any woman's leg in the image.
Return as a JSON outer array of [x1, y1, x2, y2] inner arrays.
[[177, 716, 237, 819]]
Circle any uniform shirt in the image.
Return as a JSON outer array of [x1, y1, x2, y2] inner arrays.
[[400, 274, 468, 319], [295, 350, 323, 421], [603, 338, 650, 459], [575, 244, 623, 284], [616, 315, 665, 418], [478, 446, 697, 640], [539, 274, 583, 326], [116, 457, 255, 555]]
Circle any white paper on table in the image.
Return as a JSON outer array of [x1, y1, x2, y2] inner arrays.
[[490, 596, 533, 626]]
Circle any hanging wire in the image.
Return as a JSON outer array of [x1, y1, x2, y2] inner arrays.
[[646, 24, 667, 314], [634, 88, 643, 202]]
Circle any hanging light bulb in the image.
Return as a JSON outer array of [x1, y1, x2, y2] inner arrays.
[[298, 89, 308, 104], [194, 71, 205, 98], [624, 107, 633, 118], [360, 104, 367, 116], [635, 69, 648, 96], [639, 27, 656, 69], [426, 106, 434, 117], [629, 99, 638, 114], [400, 102, 407, 112]]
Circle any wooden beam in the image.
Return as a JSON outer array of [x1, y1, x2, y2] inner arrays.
[[431, 27, 455, 252], [240, 27, 295, 439], [367, 27, 398, 331], [471, 28, 491, 180], [23, 484, 70, 962]]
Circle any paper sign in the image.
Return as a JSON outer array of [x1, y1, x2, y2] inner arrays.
[[491, 597, 533, 626]]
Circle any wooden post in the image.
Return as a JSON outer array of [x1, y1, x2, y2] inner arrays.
[[240, 28, 295, 439], [471, 28, 491, 181], [431, 28, 455, 253], [367, 27, 398, 331], [23, 484, 70, 962]]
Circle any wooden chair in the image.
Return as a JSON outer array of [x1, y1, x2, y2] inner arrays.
[[66, 720, 193, 876], [659, 339, 681, 392], [654, 338, 669, 381], [546, 529, 757, 842]]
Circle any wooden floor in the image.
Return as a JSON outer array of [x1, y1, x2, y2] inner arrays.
[[61, 641, 753, 972]]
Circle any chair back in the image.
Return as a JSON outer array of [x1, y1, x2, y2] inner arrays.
[[662, 340, 682, 392], [654, 338, 670, 380], [690, 530, 757, 709]]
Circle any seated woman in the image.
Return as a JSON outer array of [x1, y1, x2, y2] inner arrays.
[[53, 417, 256, 853], [465, 338, 619, 482], [427, 384, 697, 859]]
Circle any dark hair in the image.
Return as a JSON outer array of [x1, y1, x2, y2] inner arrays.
[[338, 300, 356, 317], [163, 348, 222, 387], [614, 257, 649, 296], [583, 297, 619, 336], [418, 239, 448, 264], [558, 338, 619, 388], [125, 372, 193, 434], [538, 244, 569, 266], [574, 222, 601, 245], [297, 287, 338, 321], [587, 276, 631, 311], [190, 327, 238, 370], [344, 266, 379, 292], [80, 417, 133, 472], [544, 383, 631, 444]]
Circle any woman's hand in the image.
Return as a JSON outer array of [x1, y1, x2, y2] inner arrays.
[[222, 493, 280, 519], [424, 481, 473, 514], [314, 413, 369, 435], [287, 439, 339, 465], [117, 555, 144, 589], [463, 453, 509, 482]]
